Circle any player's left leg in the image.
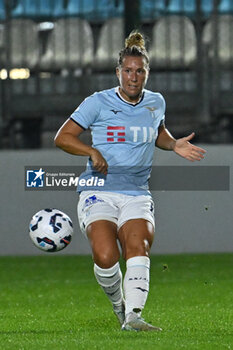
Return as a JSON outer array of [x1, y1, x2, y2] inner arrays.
[[118, 219, 161, 331], [118, 219, 153, 316]]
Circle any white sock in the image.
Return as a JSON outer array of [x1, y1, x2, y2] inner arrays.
[[123, 256, 150, 316], [94, 262, 124, 307]]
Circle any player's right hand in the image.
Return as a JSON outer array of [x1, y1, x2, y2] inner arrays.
[[89, 148, 108, 175]]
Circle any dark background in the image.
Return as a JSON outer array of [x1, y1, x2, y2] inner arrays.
[[0, 0, 233, 149]]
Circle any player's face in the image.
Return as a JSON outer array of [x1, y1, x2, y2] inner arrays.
[[116, 56, 149, 103]]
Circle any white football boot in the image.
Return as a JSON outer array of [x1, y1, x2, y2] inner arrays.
[[122, 311, 162, 332]]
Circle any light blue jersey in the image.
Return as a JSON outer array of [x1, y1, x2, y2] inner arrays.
[[70, 87, 165, 195]]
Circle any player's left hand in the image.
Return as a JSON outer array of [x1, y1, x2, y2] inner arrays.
[[173, 132, 206, 162]]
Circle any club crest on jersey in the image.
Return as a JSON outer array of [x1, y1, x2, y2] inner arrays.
[[145, 106, 157, 119], [145, 106, 156, 112]]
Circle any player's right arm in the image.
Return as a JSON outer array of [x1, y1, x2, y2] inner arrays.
[[54, 119, 108, 175]]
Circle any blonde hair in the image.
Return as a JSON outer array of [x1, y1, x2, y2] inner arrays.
[[118, 31, 149, 68]]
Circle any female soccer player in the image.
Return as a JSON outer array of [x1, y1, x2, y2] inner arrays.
[[54, 31, 206, 331]]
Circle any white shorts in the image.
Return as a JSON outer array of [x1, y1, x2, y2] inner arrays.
[[77, 191, 155, 236]]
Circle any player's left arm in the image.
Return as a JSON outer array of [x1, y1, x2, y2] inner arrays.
[[156, 124, 206, 162]]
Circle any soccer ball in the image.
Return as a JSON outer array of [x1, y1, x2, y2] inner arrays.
[[29, 208, 73, 252]]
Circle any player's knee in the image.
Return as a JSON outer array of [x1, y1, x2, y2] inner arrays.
[[93, 249, 120, 269], [123, 238, 151, 260]]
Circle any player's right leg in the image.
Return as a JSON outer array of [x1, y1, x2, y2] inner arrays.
[[87, 220, 125, 325], [77, 191, 125, 325]]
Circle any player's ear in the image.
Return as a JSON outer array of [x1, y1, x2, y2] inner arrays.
[[116, 67, 120, 79]]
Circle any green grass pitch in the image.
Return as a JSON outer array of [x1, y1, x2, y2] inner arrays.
[[0, 254, 232, 350]]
